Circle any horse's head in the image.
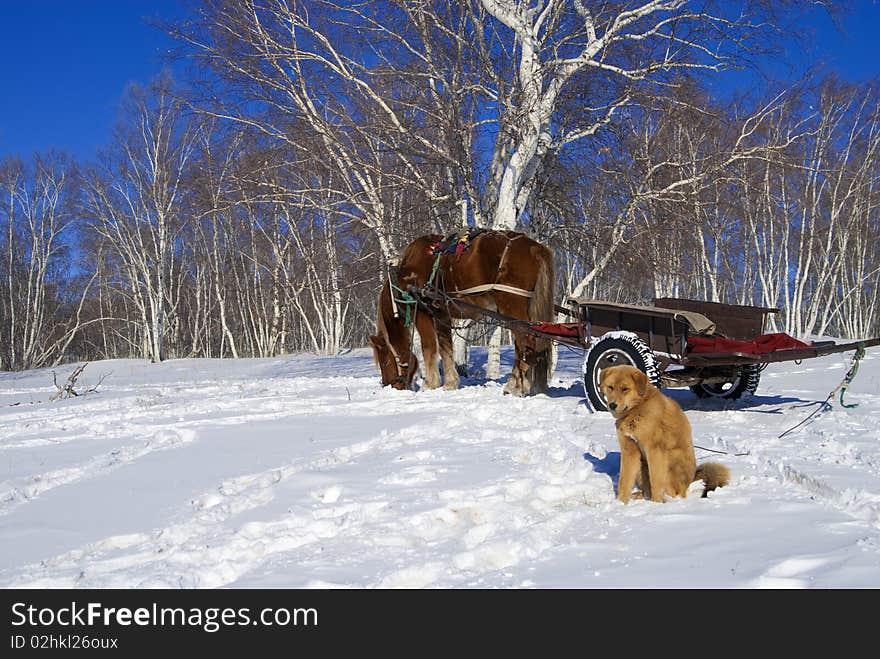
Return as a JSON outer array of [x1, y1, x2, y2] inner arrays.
[[372, 270, 421, 390], [370, 332, 417, 390]]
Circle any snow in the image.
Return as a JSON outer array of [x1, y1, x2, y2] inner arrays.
[[1, 342, 879, 589]]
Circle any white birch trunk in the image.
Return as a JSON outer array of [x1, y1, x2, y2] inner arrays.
[[452, 319, 470, 375], [486, 326, 502, 379]]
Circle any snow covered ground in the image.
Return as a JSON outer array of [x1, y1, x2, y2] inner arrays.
[[1, 341, 879, 589]]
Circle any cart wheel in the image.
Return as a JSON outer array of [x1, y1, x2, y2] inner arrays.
[[690, 364, 761, 400], [583, 333, 660, 412]]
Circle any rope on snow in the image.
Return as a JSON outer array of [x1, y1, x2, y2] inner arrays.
[[778, 342, 866, 439]]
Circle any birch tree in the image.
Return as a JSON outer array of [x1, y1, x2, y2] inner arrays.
[[174, 0, 468, 267], [0, 154, 83, 370], [84, 79, 201, 363], [476, 0, 795, 231], [784, 81, 880, 338], [831, 89, 880, 339], [192, 120, 245, 358]]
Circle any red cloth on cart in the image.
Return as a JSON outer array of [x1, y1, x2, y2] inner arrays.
[[686, 332, 810, 354], [529, 322, 581, 338]]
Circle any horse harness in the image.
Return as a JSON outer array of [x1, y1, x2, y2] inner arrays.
[[424, 229, 535, 304], [383, 230, 536, 382]]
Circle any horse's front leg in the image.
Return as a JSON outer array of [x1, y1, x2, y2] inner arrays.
[[435, 316, 460, 390], [415, 311, 441, 389]]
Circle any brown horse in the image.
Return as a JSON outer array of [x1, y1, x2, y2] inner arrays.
[[369, 230, 555, 396]]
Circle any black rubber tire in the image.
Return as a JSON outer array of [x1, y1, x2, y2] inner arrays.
[[583, 333, 660, 412], [690, 364, 761, 400]]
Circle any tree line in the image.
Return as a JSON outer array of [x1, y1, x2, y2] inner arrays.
[[1, 0, 877, 371]]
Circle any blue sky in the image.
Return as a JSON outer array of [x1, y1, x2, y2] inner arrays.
[[705, 0, 880, 97], [0, 0, 186, 161], [1, 1, 878, 162]]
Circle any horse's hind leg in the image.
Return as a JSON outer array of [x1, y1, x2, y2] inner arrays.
[[436, 318, 459, 390], [503, 331, 532, 396], [415, 311, 441, 389], [531, 337, 550, 394]]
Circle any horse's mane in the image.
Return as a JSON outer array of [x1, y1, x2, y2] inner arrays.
[[372, 279, 390, 366]]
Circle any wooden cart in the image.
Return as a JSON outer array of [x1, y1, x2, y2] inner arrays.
[[564, 297, 879, 411], [409, 286, 879, 411]]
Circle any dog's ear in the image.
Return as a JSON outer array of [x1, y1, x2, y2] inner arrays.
[[598, 367, 608, 386], [633, 369, 649, 396]]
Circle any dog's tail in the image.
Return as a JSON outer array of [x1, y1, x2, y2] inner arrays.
[[695, 462, 730, 498]]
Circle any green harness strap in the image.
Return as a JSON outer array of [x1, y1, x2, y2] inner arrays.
[[426, 252, 442, 289], [389, 282, 418, 327], [390, 252, 444, 328], [838, 342, 865, 409]]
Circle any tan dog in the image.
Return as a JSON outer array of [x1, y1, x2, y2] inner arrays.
[[599, 365, 729, 503]]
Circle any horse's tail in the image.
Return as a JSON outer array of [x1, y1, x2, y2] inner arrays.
[[528, 244, 555, 392]]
